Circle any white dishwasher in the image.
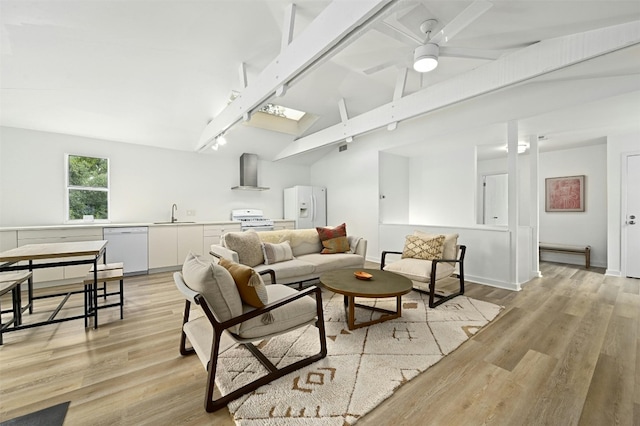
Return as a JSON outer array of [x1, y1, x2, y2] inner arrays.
[[103, 227, 149, 275]]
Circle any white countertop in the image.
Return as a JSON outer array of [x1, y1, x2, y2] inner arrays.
[[0, 219, 294, 232]]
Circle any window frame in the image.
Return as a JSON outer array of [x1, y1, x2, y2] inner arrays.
[[65, 154, 111, 223]]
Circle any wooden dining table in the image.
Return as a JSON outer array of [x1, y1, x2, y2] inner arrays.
[[0, 240, 108, 334]]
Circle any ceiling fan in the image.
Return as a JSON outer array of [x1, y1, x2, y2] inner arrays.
[[363, 0, 501, 75]]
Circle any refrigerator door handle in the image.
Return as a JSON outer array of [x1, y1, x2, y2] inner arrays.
[[311, 194, 316, 222]]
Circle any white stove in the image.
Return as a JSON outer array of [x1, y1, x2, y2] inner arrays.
[[231, 209, 274, 231]]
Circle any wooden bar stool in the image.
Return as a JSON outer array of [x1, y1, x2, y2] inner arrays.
[[0, 271, 32, 345], [83, 268, 124, 329]]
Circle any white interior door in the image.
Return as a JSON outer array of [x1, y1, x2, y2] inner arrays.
[[484, 174, 508, 226], [624, 154, 640, 278]]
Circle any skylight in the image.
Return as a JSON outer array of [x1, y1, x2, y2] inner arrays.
[[259, 103, 306, 121]]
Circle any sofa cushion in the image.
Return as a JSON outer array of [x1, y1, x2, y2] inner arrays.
[[253, 259, 316, 282], [414, 231, 459, 261], [262, 241, 294, 265], [218, 258, 268, 308], [383, 258, 455, 283], [237, 284, 318, 339], [297, 253, 365, 273], [401, 234, 445, 260], [224, 230, 264, 267], [181, 252, 242, 333], [257, 229, 291, 244], [316, 223, 349, 254], [288, 229, 323, 256]]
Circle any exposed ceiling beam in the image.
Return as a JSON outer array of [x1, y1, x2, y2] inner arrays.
[[196, 0, 395, 152], [274, 20, 640, 161]]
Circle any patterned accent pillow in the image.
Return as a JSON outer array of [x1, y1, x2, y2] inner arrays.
[[224, 231, 264, 267], [401, 234, 445, 260], [261, 241, 294, 265], [316, 223, 349, 254], [219, 258, 268, 308]]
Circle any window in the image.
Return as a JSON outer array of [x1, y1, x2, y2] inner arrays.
[[66, 155, 109, 221]]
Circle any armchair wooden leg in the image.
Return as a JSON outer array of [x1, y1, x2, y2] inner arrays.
[[179, 301, 195, 356]]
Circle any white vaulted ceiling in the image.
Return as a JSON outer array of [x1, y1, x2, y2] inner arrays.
[[1, 1, 639, 163]]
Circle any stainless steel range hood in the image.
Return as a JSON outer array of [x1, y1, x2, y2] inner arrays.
[[231, 153, 269, 191]]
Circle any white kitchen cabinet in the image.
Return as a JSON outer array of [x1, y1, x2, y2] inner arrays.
[[148, 226, 178, 269], [16, 227, 104, 282], [203, 223, 241, 258], [149, 224, 205, 269], [273, 220, 295, 230], [177, 225, 204, 264]]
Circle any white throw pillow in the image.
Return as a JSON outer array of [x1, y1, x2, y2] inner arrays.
[[261, 241, 294, 265]]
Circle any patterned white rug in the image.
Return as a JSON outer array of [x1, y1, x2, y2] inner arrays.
[[216, 290, 502, 425]]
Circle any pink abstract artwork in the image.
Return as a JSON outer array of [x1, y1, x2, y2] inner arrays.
[[546, 175, 585, 212]]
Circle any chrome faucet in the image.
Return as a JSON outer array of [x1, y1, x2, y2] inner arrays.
[[171, 203, 178, 223]]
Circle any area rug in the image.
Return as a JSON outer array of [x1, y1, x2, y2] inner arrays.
[[0, 401, 69, 426], [216, 290, 502, 425]]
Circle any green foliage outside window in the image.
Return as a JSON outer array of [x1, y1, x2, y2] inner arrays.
[[67, 155, 109, 220]]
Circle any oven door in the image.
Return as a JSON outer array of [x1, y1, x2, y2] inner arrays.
[[242, 225, 274, 232]]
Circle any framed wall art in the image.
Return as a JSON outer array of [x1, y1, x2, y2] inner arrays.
[[545, 175, 585, 212]]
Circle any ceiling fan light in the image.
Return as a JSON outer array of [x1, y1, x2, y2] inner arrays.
[[413, 43, 439, 73]]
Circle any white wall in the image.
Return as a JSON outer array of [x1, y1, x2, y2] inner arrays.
[[408, 144, 476, 225], [606, 131, 640, 276], [539, 144, 608, 268], [0, 127, 310, 226]]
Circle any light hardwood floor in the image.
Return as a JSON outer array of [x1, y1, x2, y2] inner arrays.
[[1, 263, 638, 425]]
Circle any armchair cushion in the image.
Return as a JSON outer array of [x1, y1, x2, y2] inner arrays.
[[401, 234, 445, 260], [316, 222, 349, 254], [261, 241, 294, 265], [383, 257, 455, 282], [218, 258, 268, 308], [224, 231, 264, 267], [182, 253, 242, 333], [237, 284, 319, 339]]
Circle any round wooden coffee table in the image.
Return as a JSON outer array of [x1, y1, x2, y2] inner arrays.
[[319, 268, 412, 330]]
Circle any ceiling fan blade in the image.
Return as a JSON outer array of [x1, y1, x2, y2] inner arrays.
[[429, 0, 493, 45], [439, 46, 503, 60]]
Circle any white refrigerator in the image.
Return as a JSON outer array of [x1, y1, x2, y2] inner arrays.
[[284, 186, 326, 229]]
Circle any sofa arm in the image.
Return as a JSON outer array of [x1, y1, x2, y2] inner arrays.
[[354, 238, 367, 258], [210, 244, 239, 263]]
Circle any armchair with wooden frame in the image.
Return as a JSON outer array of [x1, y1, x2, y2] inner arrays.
[[380, 232, 466, 308], [174, 253, 327, 412]]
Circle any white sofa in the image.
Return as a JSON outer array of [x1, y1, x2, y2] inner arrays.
[[210, 228, 367, 286]]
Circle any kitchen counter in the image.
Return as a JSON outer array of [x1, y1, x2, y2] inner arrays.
[[0, 220, 293, 232]]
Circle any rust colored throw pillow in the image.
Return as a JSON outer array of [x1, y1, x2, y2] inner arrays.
[[316, 223, 350, 254], [218, 258, 268, 308]]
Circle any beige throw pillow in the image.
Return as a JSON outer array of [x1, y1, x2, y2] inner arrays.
[[224, 231, 264, 267], [401, 234, 445, 260], [181, 252, 243, 333], [262, 241, 294, 265]]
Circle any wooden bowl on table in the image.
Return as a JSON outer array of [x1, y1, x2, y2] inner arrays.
[[354, 271, 373, 280]]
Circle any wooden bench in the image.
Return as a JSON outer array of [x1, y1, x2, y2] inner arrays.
[[0, 271, 32, 344], [84, 268, 124, 328], [539, 243, 591, 269]]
